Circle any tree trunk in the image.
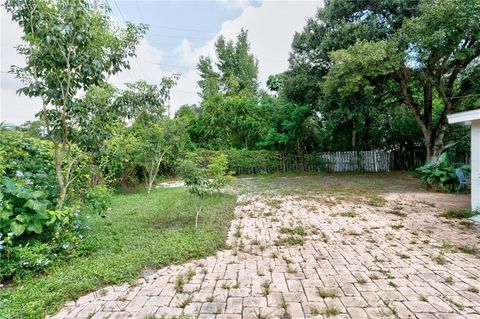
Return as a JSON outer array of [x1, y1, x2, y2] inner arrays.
[[397, 68, 447, 165], [57, 185, 67, 209], [195, 202, 203, 231], [54, 142, 67, 209], [147, 179, 153, 193], [145, 153, 165, 194]]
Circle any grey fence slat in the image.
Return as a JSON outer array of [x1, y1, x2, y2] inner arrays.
[[229, 149, 464, 175]]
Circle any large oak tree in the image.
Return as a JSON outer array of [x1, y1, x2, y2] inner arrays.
[[288, 0, 480, 162]]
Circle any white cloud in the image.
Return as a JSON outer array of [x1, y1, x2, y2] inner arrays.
[[216, 0, 255, 12], [170, 0, 323, 115], [0, 1, 323, 123], [0, 6, 42, 125]]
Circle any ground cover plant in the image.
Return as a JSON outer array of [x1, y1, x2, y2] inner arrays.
[[417, 153, 470, 192], [0, 187, 236, 319]]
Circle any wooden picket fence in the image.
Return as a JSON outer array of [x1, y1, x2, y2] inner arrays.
[[231, 150, 393, 175], [320, 150, 391, 172], [198, 148, 470, 175], [230, 150, 471, 175]]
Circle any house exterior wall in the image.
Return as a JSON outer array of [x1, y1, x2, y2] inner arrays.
[[472, 120, 480, 212]]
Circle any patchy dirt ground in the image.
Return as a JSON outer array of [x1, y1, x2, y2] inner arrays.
[[49, 173, 479, 319]]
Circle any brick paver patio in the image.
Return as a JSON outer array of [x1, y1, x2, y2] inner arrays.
[[49, 192, 480, 319]]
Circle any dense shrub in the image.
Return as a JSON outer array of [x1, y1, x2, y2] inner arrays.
[[0, 131, 58, 198], [417, 153, 470, 192], [98, 124, 141, 187], [0, 132, 103, 280], [190, 149, 327, 175], [192, 149, 282, 174]]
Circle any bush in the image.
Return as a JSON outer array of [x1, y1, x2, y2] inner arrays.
[[98, 124, 141, 187], [0, 177, 53, 237], [417, 153, 470, 192], [0, 205, 85, 280], [0, 131, 58, 200], [181, 153, 233, 197], [0, 132, 105, 280], [0, 131, 94, 205], [191, 149, 327, 175], [191, 149, 278, 175], [84, 184, 112, 216]]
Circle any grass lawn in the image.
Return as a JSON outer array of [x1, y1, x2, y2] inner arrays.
[[0, 188, 237, 319]]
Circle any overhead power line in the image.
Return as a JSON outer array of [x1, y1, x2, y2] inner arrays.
[[111, 0, 126, 22], [148, 24, 217, 35]]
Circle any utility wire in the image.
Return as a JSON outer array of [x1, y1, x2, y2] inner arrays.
[[111, 0, 126, 22], [148, 24, 217, 35], [102, 0, 147, 83]]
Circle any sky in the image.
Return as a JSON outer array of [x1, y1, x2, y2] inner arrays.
[[0, 0, 323, 124]]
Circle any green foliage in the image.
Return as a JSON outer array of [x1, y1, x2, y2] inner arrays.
[[0, 205, 83, 281], [83, 185, 112, 215], [99, 117, 189, 190], [198, 29, 258, 98], [116, 77, 179, 123], [99, 122, 141, 187], [441, 209, 478, 219], [417, 153, 470, 192], [192, 149, 327, 175], [286, 0, 480, 162], [14, 120, 46, 139], [181, 153, 232, 198], [323, 41, 401, 97], [0, 131, 57, 198], [205, 153, 233, 191], [0, 188, 237, 319], [257, 96, 321, 152], [191, 30, 268, 151], [72, 84, 120, 156], [5, 0, 147, 208], [0, 177, 52, 237], [194, 94, 267, 149], [134, 118, 189, 192], [181, 153, 233, 230], [0, 132, 107, 281]]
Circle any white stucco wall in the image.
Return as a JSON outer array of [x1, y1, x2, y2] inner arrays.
[[472, 120, 480, 211]]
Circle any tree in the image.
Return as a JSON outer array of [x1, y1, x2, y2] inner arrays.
[[72, 84, 120, 157], [194, 94, 268, 149], [115, 77, 178, 124], [257, 95, 321, 153], [289, 0, 480, 162], [102, 77, 182, 192], [99, 122, 140, 187], [5, 0, 147, 208], [194, 30, 267, 149], [134, 119, 188, 193], [197, 57, 221, 100], [198, 29, 259, 98], [15, 120, 46, 138], [180, 153, 232, 231]]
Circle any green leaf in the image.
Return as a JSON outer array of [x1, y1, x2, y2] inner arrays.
[[30, 190, 45, 199], [0, 209, 13, 220], [11, 221, 26, 236], [15, 214, 29, 223], [24, 199, 48, 214], [27, 222, 43, 234]]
